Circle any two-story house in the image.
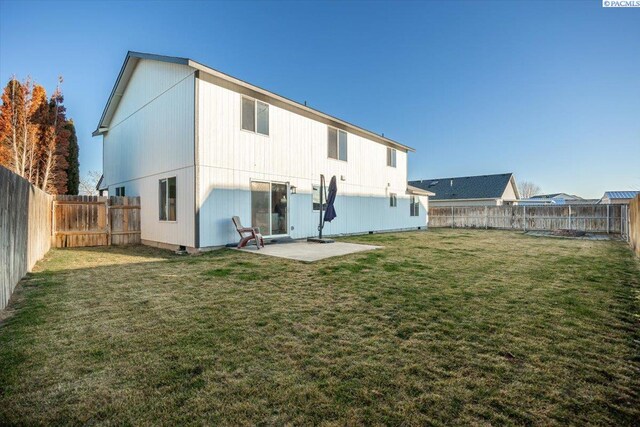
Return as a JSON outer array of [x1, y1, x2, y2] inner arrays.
[[93, 52, 431, 251]]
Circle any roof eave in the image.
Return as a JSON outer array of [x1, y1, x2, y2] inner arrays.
[[407, 185, 435, 196], [94, 51, 415, 153], [93, 51, 192, 136], [188, 59, 414, 152]]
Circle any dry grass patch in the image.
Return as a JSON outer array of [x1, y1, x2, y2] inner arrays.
[[1, 229, 639, 425]]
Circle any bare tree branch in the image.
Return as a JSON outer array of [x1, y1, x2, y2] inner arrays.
[[78, 170, 102, 196], [518, 181, 542, 199]]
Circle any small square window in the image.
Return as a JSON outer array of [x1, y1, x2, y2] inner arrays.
[[241, 96, 269, 136], [312, 184, 328, 211], [328, 127, 347, 161], [115, 186, 125, 196]]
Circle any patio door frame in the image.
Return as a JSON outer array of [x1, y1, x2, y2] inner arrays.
[[250, 179, 290, 238]]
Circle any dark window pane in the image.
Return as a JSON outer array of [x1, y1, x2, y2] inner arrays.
[[271, 183, 287, 235], [159, 179, 167, 220], [168, 177, 177, 221], [251, 181, 270, 234], [338, 130, 347, 161], [327, 127, 337, 159], [242, 97, 255, 132], [256, 101, 269, 135], [312, 184, 327, 211], [409, 196, 419, 216], [313, 185, 320, 211]]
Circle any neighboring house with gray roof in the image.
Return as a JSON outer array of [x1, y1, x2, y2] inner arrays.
[[409, 173, 519, 207], [522, 193, 599, 205], [600, 191, 640, 205]]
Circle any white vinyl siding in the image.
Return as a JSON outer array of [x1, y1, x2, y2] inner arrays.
[[196, 72, 424, 247], [102, 58, 195, 248]]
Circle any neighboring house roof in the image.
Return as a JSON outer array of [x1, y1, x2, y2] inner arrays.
[[93, 51, 414, 152], [409, 173, 518, 201], [603, 191, 640, 200], [531, 193, 583, 200], [96, 174, 106, 191]]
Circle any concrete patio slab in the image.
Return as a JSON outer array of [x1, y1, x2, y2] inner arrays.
[[235, 241, 381, 262]]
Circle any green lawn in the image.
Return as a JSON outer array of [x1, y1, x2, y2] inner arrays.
[[1, 229, 638, 425]]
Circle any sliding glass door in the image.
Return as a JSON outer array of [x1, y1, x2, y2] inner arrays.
[[250, 181, 288, 236]]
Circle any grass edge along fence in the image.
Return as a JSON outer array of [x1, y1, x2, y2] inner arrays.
[[629, 195, 640, 257], [0, 166, 53, 311], [1, 165, 142, 311], [429, 204, 629, 237]]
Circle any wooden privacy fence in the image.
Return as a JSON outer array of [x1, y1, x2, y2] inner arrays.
[[1, 166, 53, 311], [629, 195, 640, 257], [54, 196, 141, 248], [429, 204, 629, 236]]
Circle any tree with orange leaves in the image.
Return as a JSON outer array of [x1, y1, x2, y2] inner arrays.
[[0, 76, 74, 194]]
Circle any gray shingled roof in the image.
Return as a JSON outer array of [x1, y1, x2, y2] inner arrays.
[[409, 173, 514, 201]]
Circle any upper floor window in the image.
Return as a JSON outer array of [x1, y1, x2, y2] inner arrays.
[[387, 147, 397, 167], [390, 193, 397, 207], [410, 196, 419, 217], [241, 96, 269, 136], [328, 127, 347, 161]]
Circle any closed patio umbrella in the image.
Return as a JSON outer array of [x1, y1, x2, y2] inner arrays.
[[323, 176, 337, 222]]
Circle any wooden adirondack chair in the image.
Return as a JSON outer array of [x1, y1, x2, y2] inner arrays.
[[232, 216, 265, 249]]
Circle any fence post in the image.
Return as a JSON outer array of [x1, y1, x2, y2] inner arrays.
[[451, 206, 454, 229], [568, 205, 572, 230], [485, 206, 488, 229], [523, 205, 526, 232], [51, 199, 56, 245], [607, 204, 610, 234], [106, 198, 112, 246]]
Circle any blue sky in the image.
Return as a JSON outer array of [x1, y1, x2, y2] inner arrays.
[[1, 0, 638, 198]]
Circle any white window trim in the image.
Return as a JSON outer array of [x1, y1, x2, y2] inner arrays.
[[312, 184, 329, 211], [387, 147, 397, 168], [241, 96, 270, 137], [250, 179, 289, 237], [327, 126, 348, 162], [410, 196, 419, 217], [159, 177, 177, 223]]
